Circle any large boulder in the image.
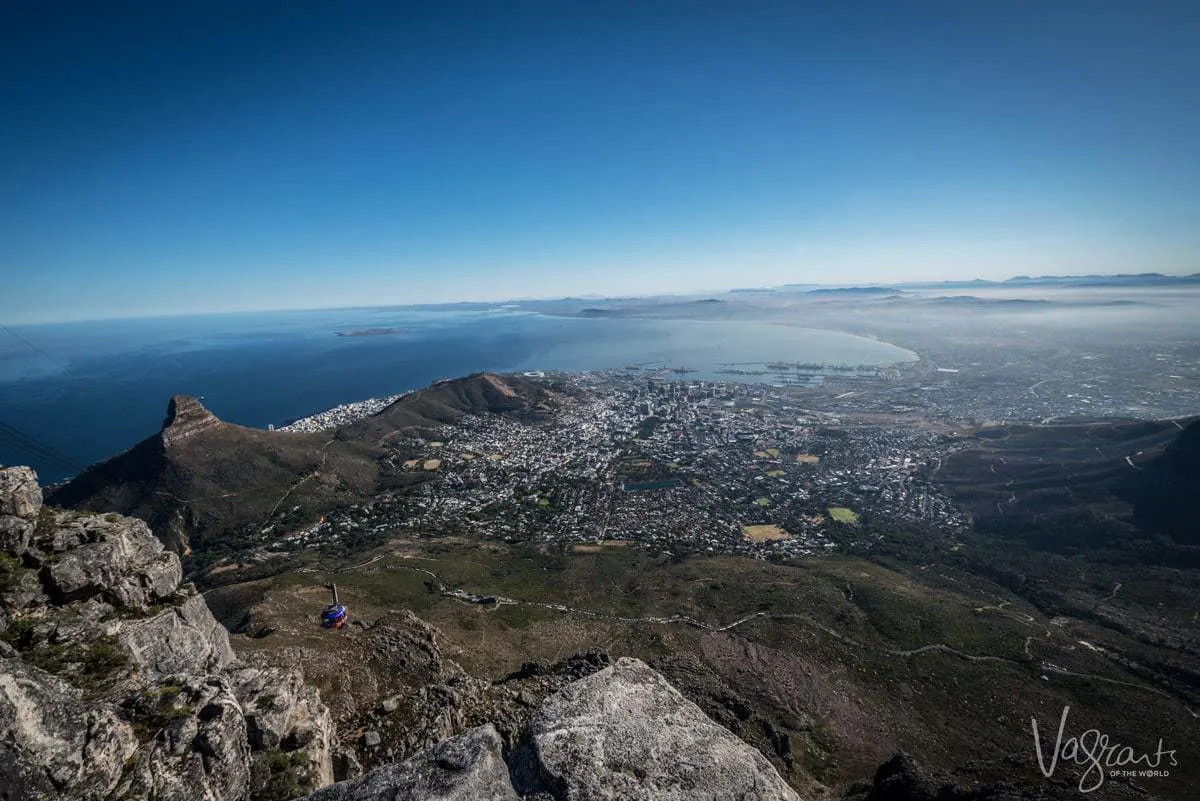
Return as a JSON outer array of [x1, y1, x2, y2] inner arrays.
[[118, 593, 236, 679], [0, 466, 42, 562], [0, 659, 138, 800], [0, 517, 33, 559], [41, 514, 182, 610], [0, 562, 44, 612], [514, 657, 802, 801], [0, 467, 41, 519], [297, 725, 518, 801], [319, 658, 804, 801]]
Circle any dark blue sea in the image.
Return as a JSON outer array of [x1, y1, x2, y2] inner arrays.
[[0, 308, 915, 482]]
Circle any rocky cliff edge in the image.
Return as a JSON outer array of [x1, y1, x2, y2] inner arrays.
[[0, 466, 334, 801]]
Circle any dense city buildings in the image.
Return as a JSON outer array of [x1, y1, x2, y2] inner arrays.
[[265, 371, 973, 558]]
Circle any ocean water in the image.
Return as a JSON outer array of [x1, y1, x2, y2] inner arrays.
[[0, 308, 915, 481]]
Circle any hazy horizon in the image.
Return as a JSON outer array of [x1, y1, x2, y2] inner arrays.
[[5, 269, 1198, 327]]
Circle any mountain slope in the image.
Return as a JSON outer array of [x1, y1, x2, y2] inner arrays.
[[932, 418, 1200, 706], [48, 374, 547, 559], [340, 372, 549, 447], [1118, 419, 1200, 545], [48, 395, 378, 557], [936, 418, 1189, 551]]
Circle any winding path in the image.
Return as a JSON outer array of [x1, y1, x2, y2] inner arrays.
[[362, 560, 1193, 716]]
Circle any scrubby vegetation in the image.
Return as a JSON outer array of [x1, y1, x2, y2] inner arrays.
[[250, 749, 309, 801], [127, 682, 192, 739], [0, 551, 25, 593], [18, 633, 131, 693]]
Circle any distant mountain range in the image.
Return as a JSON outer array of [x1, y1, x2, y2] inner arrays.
[[725, 272, 1200, 296], [1000, 272, 1200, 286], [803, 286, 901, 297]]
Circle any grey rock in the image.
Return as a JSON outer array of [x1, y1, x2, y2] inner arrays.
[[0, 467, 42, 519], [363, 610, 447, 684], [76, 596, 115, 622], [1, 468, 338, 801], [115, 678, 252, 801], [298, 725, 518, 801], [0, 562, 44, 611], [33, 511, 88, 554], [118, 593, 236, 678], [124, 550, 183, 606], [43, 515, 182, 610], [361, 730, 382, 748], [378, 694, 401, 714], [516, 657, 802, 801], [231, 657, 335, 787], [0, 659, 138, 800], [0, 516, 33, 557], [49, 616, 92, 646]]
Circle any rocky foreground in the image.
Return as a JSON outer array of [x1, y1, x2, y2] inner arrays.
[[301, 657, 802, 801], [0, 466, 805, 801], [0, 466, 335, 800]]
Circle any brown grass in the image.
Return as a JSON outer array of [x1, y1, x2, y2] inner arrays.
[[742, 524, 789, 542]]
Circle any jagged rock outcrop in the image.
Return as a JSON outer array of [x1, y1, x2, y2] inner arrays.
[[114, 677, 252, 801], [0, 467, 40, 563], [0, 467, 40, 519], [301, 725, 518, 801], [300, 658, 802, 801], [0, 466, 335, 801], [120, 592, 236, 678], [230, 657, 336, 788], [263, 599, 614, 778], [39, 512, 182, 610], [513, 657, 802, 800], [161, 396, 224, 447]]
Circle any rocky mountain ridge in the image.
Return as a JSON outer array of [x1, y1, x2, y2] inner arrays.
[[160, 395, 225, 447]]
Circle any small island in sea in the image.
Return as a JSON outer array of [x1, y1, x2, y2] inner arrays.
[[335, 327, 403, 337]]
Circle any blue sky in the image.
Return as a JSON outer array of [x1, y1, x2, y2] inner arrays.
[[2, 1, 1197, 323]]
